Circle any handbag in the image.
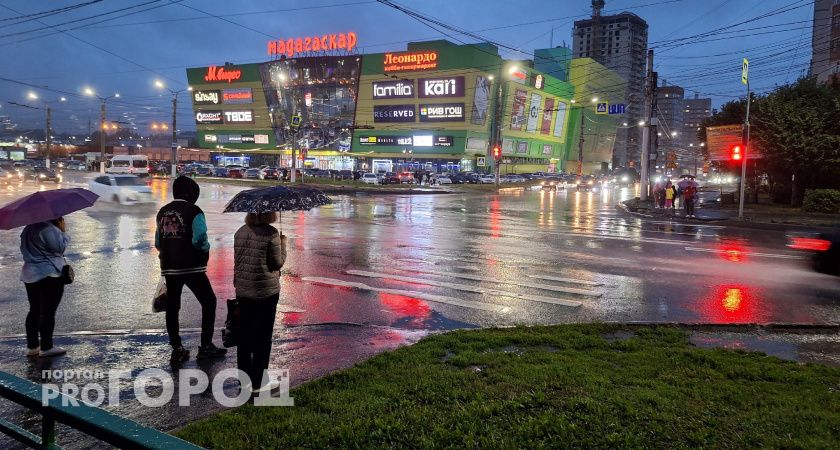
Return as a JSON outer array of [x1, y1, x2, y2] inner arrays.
[[152, 277, 167, 313], [37, 247, 73, 285], [222, 299, 240, 348]]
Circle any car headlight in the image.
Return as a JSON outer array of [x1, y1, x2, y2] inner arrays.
[[588, 180, 594, 185], [39, 174, 46, 178], [621, 176, 629, 182]]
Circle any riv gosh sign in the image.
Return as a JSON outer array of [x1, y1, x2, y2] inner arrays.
[[267, 32, 357, 58], [384, 51, 438, 72]]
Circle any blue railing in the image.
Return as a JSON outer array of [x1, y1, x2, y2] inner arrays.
[[0, 370, 203, 449]]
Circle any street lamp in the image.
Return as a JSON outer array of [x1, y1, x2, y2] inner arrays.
[[84, 87, 120, 173], [23, 91, 66, 168], [155, 79, 191, 177]]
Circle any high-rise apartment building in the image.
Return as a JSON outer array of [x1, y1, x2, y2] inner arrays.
[[572, 0, 648, 168], [810, 0, 840, 83], [655, 82, 685, 157], [683, 92, 712, 148]]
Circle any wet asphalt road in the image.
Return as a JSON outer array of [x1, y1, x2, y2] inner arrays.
[[1, 172, 839, 337]]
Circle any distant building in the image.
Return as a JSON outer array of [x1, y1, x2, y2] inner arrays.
[[573, 0, 648, 168], [810, 0, 840, 83], [655, 81, 685, 157], [0, 116, 17, 132], [683, 92, 711, 147]]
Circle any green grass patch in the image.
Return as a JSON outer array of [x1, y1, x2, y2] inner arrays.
[[176, 324, 840, 448]]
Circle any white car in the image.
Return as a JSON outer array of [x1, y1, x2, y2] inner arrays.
[[435, 175, 452, 185], [479, 175, 496, 184], [0, 168, 18, 184], [361, 173, 379, 184], [88, 174, 153, 205]]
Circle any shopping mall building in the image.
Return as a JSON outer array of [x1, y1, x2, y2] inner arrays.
[[186, 38, 626, 174]]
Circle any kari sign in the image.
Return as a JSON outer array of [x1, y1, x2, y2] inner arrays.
[[267, 32, 357, 58], [418, 76, 465, 98], [373, 105, 416, 122], [372, 80, 414, 99], [384, 51, 438, 72], [419, 103, 464, 122], [193, 90, 220, 105], [195, 111, 223, 124], [204, 65, 242, 83], [222, 88, 253, 104]]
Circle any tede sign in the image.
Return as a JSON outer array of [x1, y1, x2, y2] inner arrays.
[[267, 32, 357, 58], [223, 110, 254, 124], [419, 103, 464, 122], [418, 76, 465, 98], [372, 80, 414, 99]]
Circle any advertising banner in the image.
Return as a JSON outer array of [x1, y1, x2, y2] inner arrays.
[[553, 100, 568, 138], [510, 89, 527, 131], [516, 141, 529, 154], [193, 90, 220, 105], [195, 110, 223, 124], [418, 103, 465, 122], [373, 105, 416, 122], [358, 135, 454, 147], [222, 88, 253, 104], [526, 93, 542, 133], [471, 76, 491, 125], [542, 144, 553, 155], [418, 76, 465, 98], [223, 110, 254, 124], [372, 80, 414, 99], [541, 98, 554, 135], [706, 124, 744, 161]]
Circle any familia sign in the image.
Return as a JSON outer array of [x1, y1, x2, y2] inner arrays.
[[267, 32, 357, 58]]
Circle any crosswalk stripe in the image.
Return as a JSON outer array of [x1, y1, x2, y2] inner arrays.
[[408, 268, 601, 297], [526, 274, 602, 286], [301, 276, 509, 312], [345, 270, 583, 307]]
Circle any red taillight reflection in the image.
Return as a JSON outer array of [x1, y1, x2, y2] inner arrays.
[[718, 243, 746, 262], [788, 237, 831, 252]]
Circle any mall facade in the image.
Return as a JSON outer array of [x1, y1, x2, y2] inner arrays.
[[186, 39, 625, 173]]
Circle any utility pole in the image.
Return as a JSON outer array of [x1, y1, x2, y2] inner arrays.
[[45, 107, 52, 169], [577, 109, 585, 176], [291, 129, 297, 183], [492, 72, 504, 187], [99, 100, 106, 174], [639, 49, 654, 202], [171, 94, 178, 177], [738, 82, 750, 219]]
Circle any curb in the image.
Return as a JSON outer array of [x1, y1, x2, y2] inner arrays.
[[615, 202, 653, 218]]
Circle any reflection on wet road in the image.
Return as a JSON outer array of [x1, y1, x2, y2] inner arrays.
[[1, 174, 839, 340]]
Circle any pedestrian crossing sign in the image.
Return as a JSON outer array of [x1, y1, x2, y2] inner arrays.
[[596, 102, 608, 114], [290, 115, 302, 129]]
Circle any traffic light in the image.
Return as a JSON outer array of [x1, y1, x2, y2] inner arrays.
[[731, 145, 742, 161], [492, 145, 501, 162]]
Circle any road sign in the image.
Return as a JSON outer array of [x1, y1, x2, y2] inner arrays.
[[290, 114, 302, 129], [608, 103, 625, 115], [595, 102, 608, 114], [477, 156, 486, 167], [741, 58, 749, 85]]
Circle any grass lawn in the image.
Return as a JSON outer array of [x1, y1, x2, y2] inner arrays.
[[176, 325, 840, 448]]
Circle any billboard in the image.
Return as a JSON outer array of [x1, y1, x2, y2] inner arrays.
[[541, 98, 554, 135], [373, 105, 416, 122], [372, 80, 414, 99], [195, 111, 223, 124], [553, 100, 568, 138], [471, 76, 491, 125], [223, 110, 254, 124], [706, 124, 744, 161], [510, 89, 527, 131], [418, 103, 465, 122], [193, 90, 220, 105], [222, 88, 253, 104], [417, 76, 465, 98], [526, 93, 542, 133]]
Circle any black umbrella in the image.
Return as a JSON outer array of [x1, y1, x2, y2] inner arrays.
[[223, 186, 331, 213]]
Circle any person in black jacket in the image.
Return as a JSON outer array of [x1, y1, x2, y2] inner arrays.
[[155, 176, 226, 363]]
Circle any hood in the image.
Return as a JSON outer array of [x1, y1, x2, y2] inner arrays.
[[173, 176, 200, 204]]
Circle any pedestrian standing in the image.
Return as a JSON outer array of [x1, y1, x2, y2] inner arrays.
[[233, 212, 286, 392], [653, 181, 662, 208], [155, 176, 226, 363], [664, 181, 675, 209], [21, 217, 70, 358], [683, 183, 697, 218]]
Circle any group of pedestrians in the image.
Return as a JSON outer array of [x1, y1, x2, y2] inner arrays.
[[20, 176, 287, 392], [653, 179, 698, 218]]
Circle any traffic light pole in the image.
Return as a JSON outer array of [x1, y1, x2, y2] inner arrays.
[[738, 81, 750, 219], [577, 109, 585, 176], [639, 50, 654, 202], [99, 99, 106, 174], [291, 129, 297, 183], [45, 107, 51, 169]]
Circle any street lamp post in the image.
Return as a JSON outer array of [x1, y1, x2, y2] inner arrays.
[[23, 92, 66, 169], [84, 88, 119, 173], [155, 80, 191, 177]]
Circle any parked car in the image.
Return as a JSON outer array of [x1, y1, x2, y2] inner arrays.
[[448, 174, 467, 184], [479, 174, 496, 184], [245, 168, 262, 179], [88, 174, 153, 205], [398, 172, 414, 184], [361, 173, 379, 184], [337, 170, 354, 180], [107, 155, 149, 176], [196, 166, 211, 176], [382, 172, 400, 184], [262, 167, 280, 180], [507, 175, 526, 183], [211, 167, 228, 177], [26, 167, 61, 184], [435, 175, 452, 185], [227, 168, 245, 179]]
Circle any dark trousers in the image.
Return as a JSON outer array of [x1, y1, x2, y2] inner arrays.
[[685, 198, 695, 216], [236, 294, 279, 387], [25, 277, 64, 350], [165, 273, 217, 348]]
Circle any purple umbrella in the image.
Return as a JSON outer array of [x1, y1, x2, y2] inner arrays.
[[0, 188, 99, 230]]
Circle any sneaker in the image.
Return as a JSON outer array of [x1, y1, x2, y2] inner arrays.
[[39, 347, 66, 358], [170, 346, 190, 363], [197, 343, 227, 359], [26, 346, 40, 357]]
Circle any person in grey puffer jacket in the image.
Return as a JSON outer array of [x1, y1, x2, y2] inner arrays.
[[233, 212, 286, 392]]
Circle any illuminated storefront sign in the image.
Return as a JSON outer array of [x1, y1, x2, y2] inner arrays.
[[206, 133, 270, 145], [222, 88, 253, 104], [223, 110, 254, 124], [419, 103, 464, 122], [193, 90, 220, 105], [195, 111, 223, 124], [384, 51, 438, 72], [358, 135, 453, 147], [204, 65, 242, 83], [267, 32, 357, 58], [372, 80, 414, 99], [373, 105, 415, 122], [418, 76, 464, 98], [533, 74, 544, 89]]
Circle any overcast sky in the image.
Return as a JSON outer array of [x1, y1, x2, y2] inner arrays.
[[0, 0, 815, 134]]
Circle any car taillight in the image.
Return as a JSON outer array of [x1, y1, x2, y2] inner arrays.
[[788, 237, 832, 252]]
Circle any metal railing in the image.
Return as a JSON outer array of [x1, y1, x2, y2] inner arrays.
[[0, 370, 203, 450]]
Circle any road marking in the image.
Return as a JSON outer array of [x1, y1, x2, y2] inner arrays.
[[526, 274, 602, 286], [646, 221, 724, 229], [684, 247, 803, 260], [301, 276, 509, 312], [345, 270, 583, 307], [409, 268, 601, 296]]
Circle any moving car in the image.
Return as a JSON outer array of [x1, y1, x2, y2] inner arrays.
[[788, 230, 840, 275], [0, 168, 17, 184], [26, 167, 61, 183], [262, 167, 280, 180], [540, 177, 561, 191], [577, 176, 596, 192], [361, 173, 379, 184], [107, 155, 150, 176], [88, 174, 153, 205], [398, 172, 414, 184]]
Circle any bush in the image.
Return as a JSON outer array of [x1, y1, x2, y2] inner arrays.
[[802, 189, 840, 213]]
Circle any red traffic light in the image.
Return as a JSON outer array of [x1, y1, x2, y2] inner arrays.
[[731, 145, 743, 161], [492, 146, 501, 160]]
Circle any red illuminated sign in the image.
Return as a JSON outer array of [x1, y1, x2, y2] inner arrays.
[[384, 51, 438, 72], [267, 32, 357, 58], [204, 66, 242, 83]]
